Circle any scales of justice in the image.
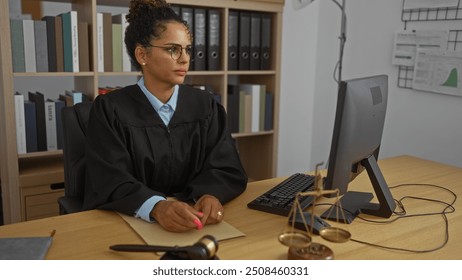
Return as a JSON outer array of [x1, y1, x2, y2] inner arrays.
[[278, 163, 351, 260]]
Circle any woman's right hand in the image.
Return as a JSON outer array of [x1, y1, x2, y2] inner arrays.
[[150, 200, 204, 232]]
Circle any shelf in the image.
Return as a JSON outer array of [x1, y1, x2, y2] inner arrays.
[[1, 0, 284, 223], [18, 150, 63, 160], [232, 130, 274, 138], [13, 72, 95, 77]]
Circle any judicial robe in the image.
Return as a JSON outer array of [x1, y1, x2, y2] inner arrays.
[[82, 84, 247, 215]]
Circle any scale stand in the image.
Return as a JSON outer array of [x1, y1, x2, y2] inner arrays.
[[278, 163, 351, 260]]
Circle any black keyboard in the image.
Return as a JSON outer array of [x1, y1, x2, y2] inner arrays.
[[247, 173, 316, 216]]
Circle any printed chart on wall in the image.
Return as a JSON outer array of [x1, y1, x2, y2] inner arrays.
[[412, 49, 462, 97], [392, 30, 448, 67]]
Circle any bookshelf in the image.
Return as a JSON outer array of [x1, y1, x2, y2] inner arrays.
[[0, 0, 284, 224]]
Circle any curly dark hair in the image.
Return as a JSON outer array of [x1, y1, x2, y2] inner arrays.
[[125, 0, 192, 71]]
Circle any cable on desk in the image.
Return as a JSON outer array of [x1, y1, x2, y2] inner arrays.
[[318, 183, 457, 253]]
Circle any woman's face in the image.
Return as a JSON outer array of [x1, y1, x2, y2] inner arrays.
[[142, 22, 192, 87]]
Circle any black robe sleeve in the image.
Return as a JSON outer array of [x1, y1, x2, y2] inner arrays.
[[82, 85, 247, 215], [175, 98, 248, 204]]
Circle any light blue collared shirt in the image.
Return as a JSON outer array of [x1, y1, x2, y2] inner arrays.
[[134, 77, 179, 222]]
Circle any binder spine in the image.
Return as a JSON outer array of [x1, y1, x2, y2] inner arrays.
[[250, 13, 261, 71], [228, 10, 239, 71], [194, 8, 207, 71], [238, 11, 250, 70], [180, 7, 194, 70], [207, 9, 221, 71], [260, 13, 272, 70]]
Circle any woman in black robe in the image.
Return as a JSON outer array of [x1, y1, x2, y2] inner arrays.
[[82, 0, 247, 232]]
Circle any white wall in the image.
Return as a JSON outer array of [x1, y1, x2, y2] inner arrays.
[[278, 1, 320, 175], [278, 0, 462, 177]]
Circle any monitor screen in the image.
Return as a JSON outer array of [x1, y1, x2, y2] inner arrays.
[[321, 74, 396, 223]]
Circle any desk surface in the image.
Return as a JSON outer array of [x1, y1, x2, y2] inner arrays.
[[1, 155, 461, 260]]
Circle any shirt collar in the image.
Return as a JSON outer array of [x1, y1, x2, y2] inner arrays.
[[137, 77, 178, 112]]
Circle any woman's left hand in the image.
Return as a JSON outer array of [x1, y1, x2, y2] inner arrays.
[[194, 194, 224, 226]]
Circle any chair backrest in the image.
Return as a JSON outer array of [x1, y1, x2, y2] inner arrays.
[[59, 102, 92, 214]]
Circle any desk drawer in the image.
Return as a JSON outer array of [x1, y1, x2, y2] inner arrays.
[[21, 184, 64, 221]]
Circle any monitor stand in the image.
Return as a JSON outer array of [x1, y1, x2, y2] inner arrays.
[[321, 155, 396, 224], [320, 191, 373, 224]]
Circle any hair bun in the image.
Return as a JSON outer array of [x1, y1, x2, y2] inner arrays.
[[127, 0, 170, 23]]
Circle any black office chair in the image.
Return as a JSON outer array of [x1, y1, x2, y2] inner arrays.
[[57, 102, 92, 215]]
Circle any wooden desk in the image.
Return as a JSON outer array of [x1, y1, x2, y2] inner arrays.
[[0, 155, 461, 259]]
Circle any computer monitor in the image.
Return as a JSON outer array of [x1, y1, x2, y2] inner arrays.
[[321, 74, 396, 223]]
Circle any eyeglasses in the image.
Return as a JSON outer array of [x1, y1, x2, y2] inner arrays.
[[148, 44, 193, 60]]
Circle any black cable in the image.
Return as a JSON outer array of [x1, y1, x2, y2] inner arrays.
[[315, 183, 457, 253]]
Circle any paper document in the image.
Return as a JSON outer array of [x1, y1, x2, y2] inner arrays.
[[392, 30, 448, 67], [413, 49, 462, 96], [119, 213, 246, 247]]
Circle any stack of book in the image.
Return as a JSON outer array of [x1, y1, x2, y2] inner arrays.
[[227, 84, 273, 134], [96, 13, 133, 72], [14, 90, 86, 154], [10, 11, 91, 73]]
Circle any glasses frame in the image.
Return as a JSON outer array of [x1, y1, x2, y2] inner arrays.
[[148, 44, 193, 61]]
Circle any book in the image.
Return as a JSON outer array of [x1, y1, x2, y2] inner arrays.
[[112, 14, 131, 72], [42, 16, 58, 72], [249, 13, 261, 70], [102, 12, 113, 72], [65, 90, 83, 105], [59, 94, 73, 107], [34, 20, 49, 72], [45, 99, 58, 150], [227, 10, 239, 71], [10, 19, 25, 72], [227, 85, 240, 133], [238, 90, 246, 132], [260, 13, 272, 70], [240, 84, 255, 132], [28, 91, 47, 151], [0, 236, 53, 260], [55, 15, 64, 72], [244, 92, 252, 133], [60, 11, 79, 72], [78, 22, 90, 72], [24, 101, 38, 153], [207, 9, 220, 71], [14, 92, 27, 154], [238, 11, 250, 70], [112, 23, 123, 72], [239, 84, 265, 132], [259, 86, 267, 131], [55, 17, 64, 72], [194, 8, 207, 71], [22, 19, 37, 72], [264, 92, 273, 131], [53, 99, 65, 150], [96, 12, 104, 72]]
